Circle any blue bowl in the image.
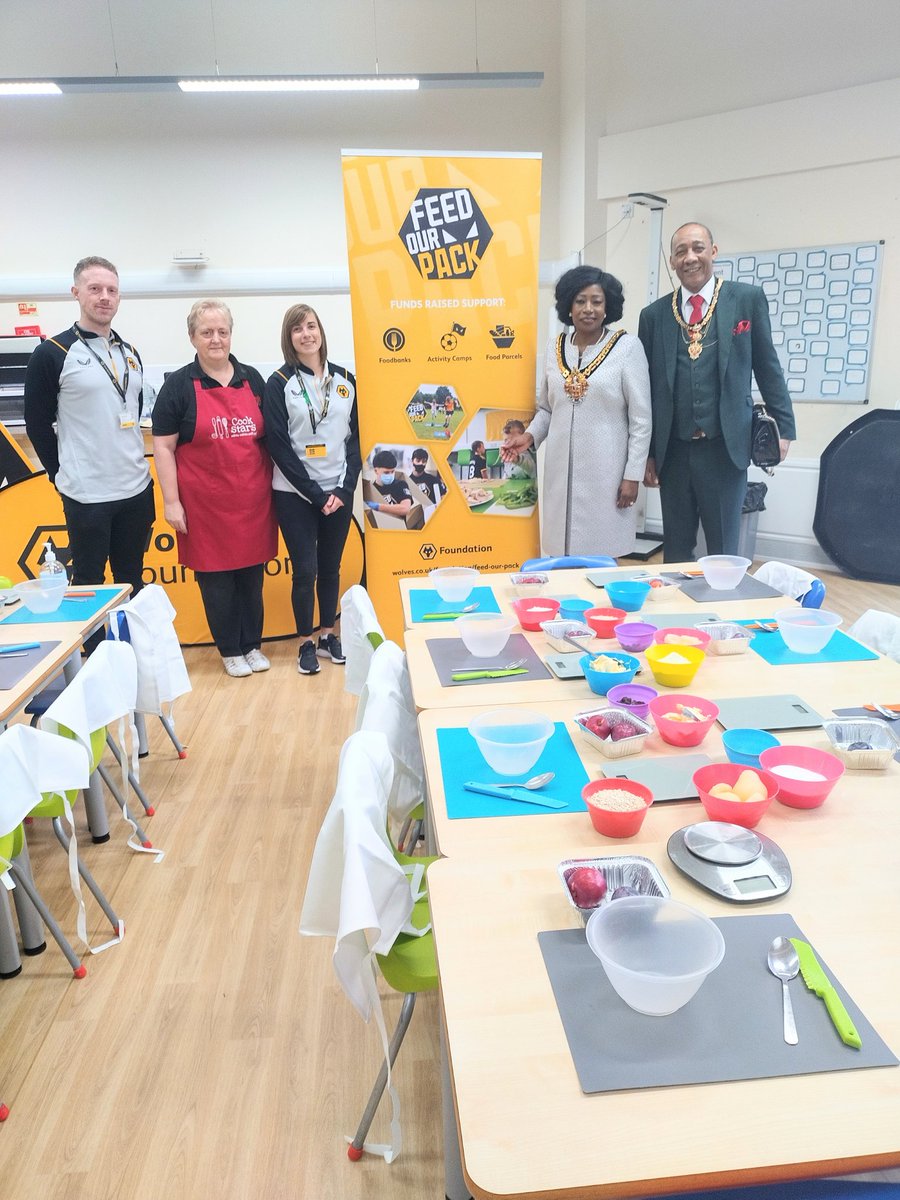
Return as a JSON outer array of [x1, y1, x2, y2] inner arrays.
[[721, 727, 782, 768], [603, 580, 651, 613], [558, 598, 594, 622], [579, 651, 640, 696]]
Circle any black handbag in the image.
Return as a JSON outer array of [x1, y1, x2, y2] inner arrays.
[[750, 404, 781, 474]]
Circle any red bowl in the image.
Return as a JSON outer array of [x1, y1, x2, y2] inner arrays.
[[584, 607, 627, 639], [652, 626, 712, 652], [758, 745, 845, 809], [648, 694, 720, 747], [511, 596, 561, 631], [692, 762, 779, 829], [582, 778, 653, 838]]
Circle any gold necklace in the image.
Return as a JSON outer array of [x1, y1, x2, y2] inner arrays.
[[556, 330, 625, 399], [671, 277, 722, 360]]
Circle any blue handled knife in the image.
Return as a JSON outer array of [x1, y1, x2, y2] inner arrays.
[[462, 782, 567, 809]]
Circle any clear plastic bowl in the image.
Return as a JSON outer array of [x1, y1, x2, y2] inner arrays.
[[468, 708, 554, 776], [586, 896, 725, 1015], [429, 566, 479, 603], [697, 555, 751, 590], [774, 608, 842, 654], [13, 576, 67, 614], [456, 613, 515, 658]]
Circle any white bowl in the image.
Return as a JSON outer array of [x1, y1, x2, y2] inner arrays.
[[429, 566, 479, 603], [468, 708, 554, 776], [456, 612, 515, 658], [697, 555, 751, 591], [586, 895, 725, 1015], [13, 576, 67, 614], [775, 607, 842, 654]]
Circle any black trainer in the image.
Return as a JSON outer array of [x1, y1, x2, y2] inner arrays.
[[298, 639, 320, 675], [317, 633, 346, 664]]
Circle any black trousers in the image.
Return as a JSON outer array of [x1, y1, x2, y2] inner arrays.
[[61, 480, 155, 595], [194, 564, 265, 658], [658, 438, 746, 562], [274, 490, 353, 637]]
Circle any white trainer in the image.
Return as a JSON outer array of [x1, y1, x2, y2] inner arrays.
[[222, 655, 252, 678], [244, 648, 270, 672]]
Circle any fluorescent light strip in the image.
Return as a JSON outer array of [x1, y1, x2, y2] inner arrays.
[[178, 77, 419, 93], [0, 82, 61, 96]]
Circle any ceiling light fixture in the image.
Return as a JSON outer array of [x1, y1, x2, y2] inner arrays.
[[0, 82, 61, 96], [178, 76, 419, 93]]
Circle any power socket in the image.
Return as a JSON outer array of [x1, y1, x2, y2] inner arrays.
[[620, 202, 635, 219]]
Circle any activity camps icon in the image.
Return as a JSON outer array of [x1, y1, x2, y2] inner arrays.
[[399, 187, 493, 280]]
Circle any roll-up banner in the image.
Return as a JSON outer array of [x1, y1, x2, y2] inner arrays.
[[342, 150, 542, 640]]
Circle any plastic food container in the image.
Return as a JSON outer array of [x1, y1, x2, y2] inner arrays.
[[540, 619, 594, 653], [468, 708, 554, 776], [606, 682, 658, 722], [558, 598, 595, 622], [721, 727, 782, 768], [603, 580, 651, 612], [645, 576, 679, 602], [585, 895, 725, 1015], [512, 596, 560, 631], [574, 706, 652, 759], [823, 719, 900, 771], [693, 762, 779, 829], [584, 607, 627, 638], [13, 576, 67, 615], [651, 626, 711, 652], [429, 566, 479, 603], [509, 571, 549, 597], [697, 622, 754, 656], [648, 694, 719, 748], [697, 555, 751, 591], [580, 651, 640, 696], [582, 778, 653, 838], [558, 855, 669, 922], [456, 612, 516, 657], [774, 608, 842, 655], [613, 621, 657, 653], [759, 744, 845, 809], [644, 643, 706, 688]]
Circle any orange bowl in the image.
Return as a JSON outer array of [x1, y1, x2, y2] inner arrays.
[[582, 778, 653, 838], [692, 763, 779, 829], [511, 596, 561, 631]]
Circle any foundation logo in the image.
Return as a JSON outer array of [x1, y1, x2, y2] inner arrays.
[[399, 188, 493, 280]]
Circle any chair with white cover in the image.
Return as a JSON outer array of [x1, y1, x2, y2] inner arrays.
[[299, 729, 436, 1163], [753, 561, 826, 608], [847, 609, 900, 663], [340, 584, 385, 696]]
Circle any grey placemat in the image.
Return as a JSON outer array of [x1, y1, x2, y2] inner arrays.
[[0, 641, 62, 691], [715, 694, 824, 731], [679, 574, 784, 603], [586, 569, 682, 588], [426, 633, 551, 687], [638, 612, 722, 630], [833, 708, 900, 762], [538, 913, 897, 1094], [601, 754, 712, 801]]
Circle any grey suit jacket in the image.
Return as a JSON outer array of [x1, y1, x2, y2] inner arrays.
[[637, 280, 796, 472]]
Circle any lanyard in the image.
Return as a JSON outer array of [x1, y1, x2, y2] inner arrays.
[[74, 324, 132, 405], [294, 368, 331, 436]]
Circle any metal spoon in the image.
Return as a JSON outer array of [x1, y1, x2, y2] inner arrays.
[[768, 936, 800, 1045], [422, 602, 480, 619], [478, 771, 556, 790]]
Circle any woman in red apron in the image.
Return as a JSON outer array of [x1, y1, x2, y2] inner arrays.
[[152, 300, 277, 678]]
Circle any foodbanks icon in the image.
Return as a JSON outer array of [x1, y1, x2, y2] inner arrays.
[[399, 187, 493, 280]]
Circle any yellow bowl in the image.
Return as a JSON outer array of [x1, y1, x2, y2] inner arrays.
[[644, 643, 706, 688]]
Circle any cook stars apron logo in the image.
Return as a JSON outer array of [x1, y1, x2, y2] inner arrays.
[[210, 414, 258, 439], [398, 187, 493, 280]]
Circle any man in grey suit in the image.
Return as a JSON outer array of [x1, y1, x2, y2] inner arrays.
[[638, 223, 796, 562]]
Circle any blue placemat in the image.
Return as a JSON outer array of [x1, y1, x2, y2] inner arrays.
[[0, 585, 123, 626], [436, 721, 589, 819], [737, 621, 879, 666], [408, 585, 501, 622]]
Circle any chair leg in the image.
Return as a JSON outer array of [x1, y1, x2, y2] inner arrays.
[[8, 863, 85, 977], [396, 817, 413, 852], [134, 711, 150, 757], [159, 713, 188, 759], [51, 817, 121, 933], [9, 835, 48, 956], [347, 991, 417, 1160], [105, 734, 155, 815], [96, 763, 152, 845]]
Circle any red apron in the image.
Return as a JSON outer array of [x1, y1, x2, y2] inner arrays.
[[175, 379, 278, 572]]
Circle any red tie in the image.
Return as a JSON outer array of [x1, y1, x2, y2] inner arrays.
[[688, 294, 704, 325]]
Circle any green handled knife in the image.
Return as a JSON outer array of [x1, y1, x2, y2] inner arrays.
[[451, 668, 528, 681], [789, 937, 862, 1049]]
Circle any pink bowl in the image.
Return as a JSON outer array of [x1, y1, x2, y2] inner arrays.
[[613, 621, 657, 652], [692, 763, 779, 829], [652, 626, 712, 652], [648, 694, 720, 748], [512, 596, 560, 631], [584, 607, 627, 638], [582, 778, 653, 838], [758, 745, 845, 809]]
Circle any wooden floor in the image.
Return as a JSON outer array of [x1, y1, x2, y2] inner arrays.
[[0, 563, 897, 1200]]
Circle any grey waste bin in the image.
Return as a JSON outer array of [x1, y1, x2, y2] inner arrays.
[[693, 482, 767, 560]]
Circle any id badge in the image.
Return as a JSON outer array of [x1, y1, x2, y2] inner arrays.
[[119, 412, 136, 429], [305, 443, 326, 458]]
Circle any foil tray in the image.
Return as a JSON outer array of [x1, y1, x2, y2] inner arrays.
[[558, 854, 670, 923]]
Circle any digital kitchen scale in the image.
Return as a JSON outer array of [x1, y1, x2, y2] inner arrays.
[[667, 821, 792, 903]]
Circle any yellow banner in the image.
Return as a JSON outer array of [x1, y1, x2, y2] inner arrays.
[[342, 150, 542, 640]]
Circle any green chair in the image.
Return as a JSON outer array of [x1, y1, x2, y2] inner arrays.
[[485, 446, 503, 477], [454, 447, 472, 479]]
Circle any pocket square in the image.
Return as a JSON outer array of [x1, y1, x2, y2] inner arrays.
[[733, 319, 751, 335]]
